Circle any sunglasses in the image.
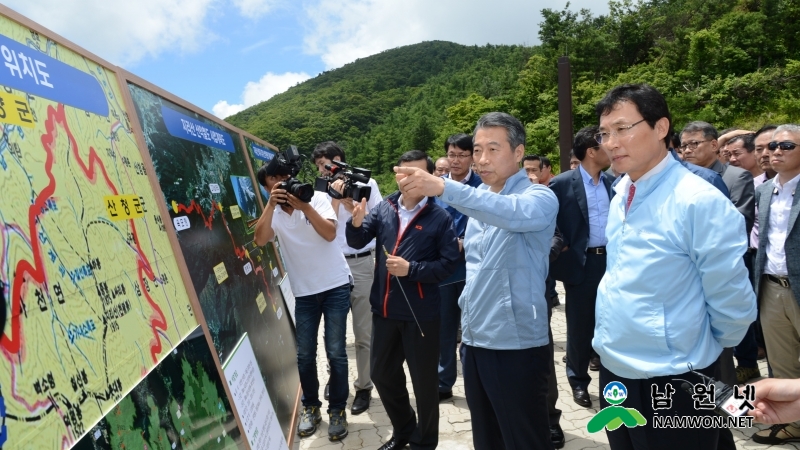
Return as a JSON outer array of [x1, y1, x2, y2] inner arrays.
[[767, 141, 798, 151]]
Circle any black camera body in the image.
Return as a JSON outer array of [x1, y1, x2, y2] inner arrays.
[[314, 160, 373, 203], [278, 178, 314, 203], [268, 145, 314, 203]]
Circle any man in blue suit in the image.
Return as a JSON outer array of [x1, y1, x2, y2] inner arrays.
[[549, 125, 612, 408]]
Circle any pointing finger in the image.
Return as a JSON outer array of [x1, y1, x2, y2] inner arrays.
[[394, 166, 418, 175]]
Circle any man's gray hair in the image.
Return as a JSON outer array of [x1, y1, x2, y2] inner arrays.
[[773, 124, 800, 138], [681, 121, 718, 140], [474, 112, 526, 150]]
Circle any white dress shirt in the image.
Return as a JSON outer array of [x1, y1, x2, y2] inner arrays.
[[751, 172, 771, 248], [397, 195, 428, 234], [448, 169, 475, 185], [765, 173, 800, 276]]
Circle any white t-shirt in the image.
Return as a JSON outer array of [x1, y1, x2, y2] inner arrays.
[[271, 191, 351, 297], [331, 178, 382, 255]]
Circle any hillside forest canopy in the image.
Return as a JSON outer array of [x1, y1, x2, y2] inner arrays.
[[227, 0, 800, 193]]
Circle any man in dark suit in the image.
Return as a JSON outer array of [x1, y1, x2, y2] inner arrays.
[[680, 121, 755, 234], [680, 121, 758, 387], [549, 125, 612, 408], [751, 124, 800, 445]]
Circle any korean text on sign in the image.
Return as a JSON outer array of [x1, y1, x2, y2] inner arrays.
[[2, 44, 52, 88], [104, 194, 146, 221], [0, 91, 34, 128], [0, 34, 109, 116]]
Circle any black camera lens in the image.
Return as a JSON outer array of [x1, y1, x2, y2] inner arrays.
[[291, 183, 314, 203], [280, 178, 314, 203]]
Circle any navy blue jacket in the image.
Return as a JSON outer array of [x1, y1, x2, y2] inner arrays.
[[346, 192, 459, 322]]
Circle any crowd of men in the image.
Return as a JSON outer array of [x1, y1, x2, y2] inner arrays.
[[253, 83, 800, 450]]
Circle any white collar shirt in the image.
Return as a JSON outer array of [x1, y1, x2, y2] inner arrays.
[[397, 195, 427, 234], [448, 169, 474, 184], [751, 172, 772, 248], [766, 173, 800, 276]]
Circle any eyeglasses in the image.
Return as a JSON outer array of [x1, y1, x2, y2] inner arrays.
[[678, 140, 712, 151], [594, 119, 646, 144], [767, 141, 798, 151], [447, 153, 472, 160]]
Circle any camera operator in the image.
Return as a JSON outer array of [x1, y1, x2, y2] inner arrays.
[[254, 153, 352, 442], [312, 141, 382, 415]]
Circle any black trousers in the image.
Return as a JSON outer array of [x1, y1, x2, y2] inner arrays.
[[599, 361, 720, 450], [371, 314, 440, 450], [547, 301, 561, 426], [564, 252, 606, 390], [462, 344, 553, 450]]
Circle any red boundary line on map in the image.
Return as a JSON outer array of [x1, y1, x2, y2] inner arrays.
[[1, 104, 167, 363]]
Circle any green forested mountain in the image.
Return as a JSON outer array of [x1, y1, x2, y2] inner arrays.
[[227, 0, 800, 192]]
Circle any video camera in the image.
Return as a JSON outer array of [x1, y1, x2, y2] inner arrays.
[[314, 160, 372, 202], [264, 145, 314, 203]]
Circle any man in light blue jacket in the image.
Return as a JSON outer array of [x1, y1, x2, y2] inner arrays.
[[592, 84, 757, 450], [394, 112, 558, 450]]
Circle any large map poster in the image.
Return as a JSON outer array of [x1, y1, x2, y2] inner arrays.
[[243, 136, 276, 206], [75, 326, 245, 450], [0, 16, 197, 449], [126, 84, 300, 441]]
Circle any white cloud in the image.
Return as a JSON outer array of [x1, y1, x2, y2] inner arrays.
[[4, 0, 217, 66], [213, 71, 311, 118], [303, 0, 609, 69], [232, 0, 280, 18]]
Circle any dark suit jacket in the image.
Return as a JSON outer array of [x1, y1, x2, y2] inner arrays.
[[754, 180, 800, 304], [549, 167, 613, 285], [710, 160, 755, 236]]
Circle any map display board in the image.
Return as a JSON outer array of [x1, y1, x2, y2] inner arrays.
[[126, 83, 300, 441], [0, 15, 197, 449], [243, 136, 276, 206], [75, 326, 245, 450]]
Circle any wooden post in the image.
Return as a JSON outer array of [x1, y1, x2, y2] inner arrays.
[[557, 56, 573, 173]]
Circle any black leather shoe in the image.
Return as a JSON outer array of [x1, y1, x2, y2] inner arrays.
[[438, 390, 453, 402], [550, 424, 565, 449], [378, 436, 409, 450], [324, 383, 330, 401], [561, 355, 567, 363], [351, 389, 371, 415], [589, 356, 601, 371], [573, 388, 592, 407]]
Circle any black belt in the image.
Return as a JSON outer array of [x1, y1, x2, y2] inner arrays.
[[345, 250, 373, 259], [587, 247, 606, 255], [766, 274, 791, 288]]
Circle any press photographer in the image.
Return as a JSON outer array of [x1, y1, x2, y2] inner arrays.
[[312, 141, 382, 416], [254, 146, 352, 442]]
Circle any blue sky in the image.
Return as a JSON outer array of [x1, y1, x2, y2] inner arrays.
[[7, 0, 608, 119]]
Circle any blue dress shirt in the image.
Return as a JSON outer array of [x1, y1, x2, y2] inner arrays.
[[579, 164, 610, 247]]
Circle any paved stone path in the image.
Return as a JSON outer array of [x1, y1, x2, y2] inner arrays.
[[292, 283, 795, 449]]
